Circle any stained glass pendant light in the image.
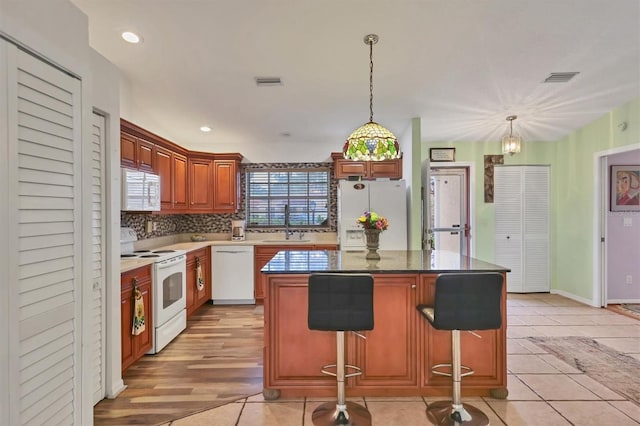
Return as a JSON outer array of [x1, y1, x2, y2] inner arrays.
[[502, 115, 522, 155], [343, 34, 401, 161]]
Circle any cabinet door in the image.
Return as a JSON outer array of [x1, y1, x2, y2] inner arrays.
[[185, 255, 197, 317], [419, 275, 505, 389], [155, 146, 173, 210], [137, 137, 155, 172], [173, 153, 188, 210], [121, 132, 137, 169], [134, 281, 153, 358], [265, 275, 337, 388], [189, 158, 214, 211], [213, 160, 238, 212], [369, 159, 402, 179], [120, 285, 134, 371], [121, 265, 152, 372], [351, 274, 419, 389], [186, 247, 210, 317], [334, 159, 368, 179], [196, 248, 211, 306]]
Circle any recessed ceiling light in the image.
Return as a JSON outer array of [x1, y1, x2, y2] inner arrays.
[[122, 31, 142, 44], [200, 126, 212, 132]]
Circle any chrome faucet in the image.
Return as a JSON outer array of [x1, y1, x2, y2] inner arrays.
[[284, 204, 293, 240]]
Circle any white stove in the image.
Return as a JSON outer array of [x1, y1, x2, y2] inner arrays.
[[120, 227, 187, 353], [120, 227, 186, 261]]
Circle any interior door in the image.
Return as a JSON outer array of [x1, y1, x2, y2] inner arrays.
[[428, 168, 470, 255]]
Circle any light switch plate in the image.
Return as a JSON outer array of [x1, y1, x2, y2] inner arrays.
[[623, 217, 632, 227]]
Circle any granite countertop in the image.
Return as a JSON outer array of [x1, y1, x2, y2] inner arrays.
[[261, 249, 510, 274], [120, 233, 339, 273]]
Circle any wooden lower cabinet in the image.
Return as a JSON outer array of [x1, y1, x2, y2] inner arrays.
[[186, 246, 211, 317], [351, 275, 419, 390], [419, 275, 506, 390], [263, 272, 506, 398], [254, 245, 338, 302], [121, 265, 153, 372]]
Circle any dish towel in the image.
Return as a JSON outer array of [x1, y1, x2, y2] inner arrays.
[[132, 284, 146, 336], [196, 258, 204, 291]]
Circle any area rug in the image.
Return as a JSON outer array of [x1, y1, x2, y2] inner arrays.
[[526, 336, 640, 403], [607, 304, 640, 320]]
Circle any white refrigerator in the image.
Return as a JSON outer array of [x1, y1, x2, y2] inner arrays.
[[338, 180, 407, 251]]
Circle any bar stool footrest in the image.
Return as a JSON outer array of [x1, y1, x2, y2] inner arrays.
[[320, 364, 363, 379], [431, 363, 475, 378]]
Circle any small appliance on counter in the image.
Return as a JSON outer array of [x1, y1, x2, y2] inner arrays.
[[231, 220, 246, 241]]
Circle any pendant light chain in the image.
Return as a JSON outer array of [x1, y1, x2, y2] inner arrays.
[[369, 38, 374, 123]]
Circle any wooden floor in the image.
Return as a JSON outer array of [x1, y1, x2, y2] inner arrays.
[[94, 304, 264, 425]]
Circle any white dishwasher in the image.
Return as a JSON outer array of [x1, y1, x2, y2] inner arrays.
[[211, 245, 255, 304]]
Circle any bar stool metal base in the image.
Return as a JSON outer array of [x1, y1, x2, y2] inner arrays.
[[426, 400, 489, 426], [312, 401, 371, 426]]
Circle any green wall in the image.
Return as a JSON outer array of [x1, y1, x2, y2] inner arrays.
[[421, 96, 640, 301]]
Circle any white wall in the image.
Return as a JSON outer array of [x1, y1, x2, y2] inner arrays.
[[1, 0, 122, 423], [89, 49, 124, 398]]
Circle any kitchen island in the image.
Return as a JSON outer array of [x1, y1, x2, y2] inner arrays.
[[261, 249, 510, 400]]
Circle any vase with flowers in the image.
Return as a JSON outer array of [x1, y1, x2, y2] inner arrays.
[[357, 211, 389, 260]]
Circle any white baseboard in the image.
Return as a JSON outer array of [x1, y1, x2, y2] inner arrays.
[[550, 289, 598, 307], [606, 298, 640, 304], [106, 381, 126, 399]]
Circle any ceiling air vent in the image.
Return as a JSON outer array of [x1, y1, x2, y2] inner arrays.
[[255, 77, 282, 86], [543, 72, 580, 83]]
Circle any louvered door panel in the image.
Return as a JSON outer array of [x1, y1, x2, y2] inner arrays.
[[90, 113, 106, 404], [494, 167, 524, 292], [13, 47, 81, 425], [523, 167, 550, 292]]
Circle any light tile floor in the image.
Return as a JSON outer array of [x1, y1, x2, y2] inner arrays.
[[164, 294, 640, 425]]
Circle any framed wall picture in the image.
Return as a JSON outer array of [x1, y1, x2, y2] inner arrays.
[[430, 147, 455, 162], [611, 165, 640, 211]]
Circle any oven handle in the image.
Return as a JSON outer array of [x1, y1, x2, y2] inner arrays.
[[156, 255, 186, 269]]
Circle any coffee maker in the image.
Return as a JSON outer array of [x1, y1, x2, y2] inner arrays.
[[231, 220, 246, 241]]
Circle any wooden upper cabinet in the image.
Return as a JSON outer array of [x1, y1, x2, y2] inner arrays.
[[137, 137, 155, 172], [213, 159, 239, 212], [121, 132, 137, 169], [188, 157, 214, 210], [173, 153, 188, 210], [331, 152, 402, 180], [120, 119, 243, 214], [120, 131, 154, 172], [155, 146, 173, 210]]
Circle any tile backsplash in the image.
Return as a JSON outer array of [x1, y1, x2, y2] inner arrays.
[[122, 162, 337, 240]]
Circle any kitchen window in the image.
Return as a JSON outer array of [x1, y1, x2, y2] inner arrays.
[[246, 168, 330, 228]]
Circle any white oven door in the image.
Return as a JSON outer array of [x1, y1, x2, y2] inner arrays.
[[154, 255, 186, 327]]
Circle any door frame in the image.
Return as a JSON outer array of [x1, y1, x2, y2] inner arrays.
[[593, 143, 640, 307], [427, 162, 475, 257]]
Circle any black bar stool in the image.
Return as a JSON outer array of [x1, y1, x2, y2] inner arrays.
[[417, 272, 503, 426], [308, 273, 374, 426]]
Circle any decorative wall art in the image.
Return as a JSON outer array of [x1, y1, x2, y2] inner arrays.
[[611, 165, 640, 211], [484, 155, 504, 203]]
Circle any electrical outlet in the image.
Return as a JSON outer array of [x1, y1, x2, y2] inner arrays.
[[146, 221, 153, 233], [153, 222, 158, 231], [626, 275, 633, 285]]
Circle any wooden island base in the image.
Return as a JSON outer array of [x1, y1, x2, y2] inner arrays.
[[261, 251, 508, 401]]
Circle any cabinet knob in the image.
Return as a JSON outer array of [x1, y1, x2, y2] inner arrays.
[[411, 284, 416, 289], [506, 236, 510, 239]]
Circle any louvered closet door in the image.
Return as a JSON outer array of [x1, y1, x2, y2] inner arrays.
[[8, 44, 82, 425], [494, 167, 524, 292], [522, 167, 550, 292], [90, 113, 106, 405], [494, 166, 550, 293]]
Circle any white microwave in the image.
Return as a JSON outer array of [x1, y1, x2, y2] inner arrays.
[[121, 167, 161, 211]]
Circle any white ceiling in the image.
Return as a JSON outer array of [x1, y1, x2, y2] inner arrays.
[[72, 0, 640, 154]]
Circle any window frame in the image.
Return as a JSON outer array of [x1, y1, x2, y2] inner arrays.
[[245, 167, 331, 229]]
